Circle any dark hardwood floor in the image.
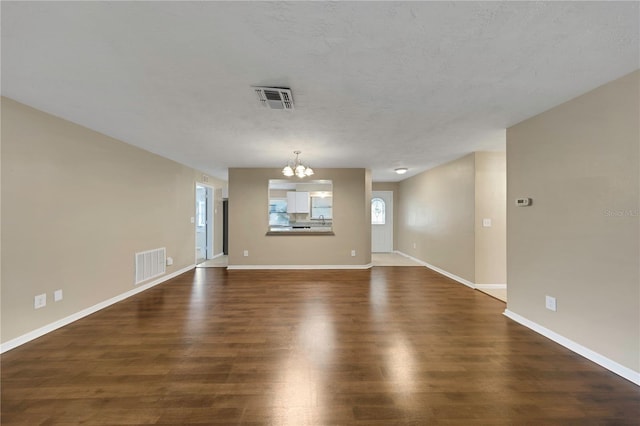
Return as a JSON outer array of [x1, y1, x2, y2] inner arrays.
[[2, 267, 639, 425]]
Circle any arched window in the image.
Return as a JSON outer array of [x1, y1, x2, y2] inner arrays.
[[371, 198, 386, 225]]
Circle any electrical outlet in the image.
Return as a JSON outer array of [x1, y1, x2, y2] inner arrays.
[[482, 218, 492, 227], [54, 289, 63, 302], [166, 257, 173, 266], [34, 293, 47, 309], [413, 242, 417, 249], [243, 250, 249, 257], [351, 250, 356, 257], [545, 295, 557, 312]]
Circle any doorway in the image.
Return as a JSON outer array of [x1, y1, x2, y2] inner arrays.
[[372, 191, 393, 253], [195, 184, 213, 264]]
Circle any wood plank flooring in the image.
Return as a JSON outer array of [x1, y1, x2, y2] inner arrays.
[[2, 267, 639, 425]]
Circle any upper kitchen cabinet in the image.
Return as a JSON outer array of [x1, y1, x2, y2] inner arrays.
[[286, 191, 310, 214]]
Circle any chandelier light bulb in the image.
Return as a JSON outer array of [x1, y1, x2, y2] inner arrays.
[[282, 165, 294, 177]]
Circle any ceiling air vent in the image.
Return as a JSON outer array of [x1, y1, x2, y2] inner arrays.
[[253, 87, 294, 110]]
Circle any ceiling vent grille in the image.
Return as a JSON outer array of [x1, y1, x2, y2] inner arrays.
[[253, 87, 294, 110]]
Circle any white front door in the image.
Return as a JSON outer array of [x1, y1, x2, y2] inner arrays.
[[371, 191, 393, 252]]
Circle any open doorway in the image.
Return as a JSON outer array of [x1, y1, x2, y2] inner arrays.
[[195, 184, 213, 264]]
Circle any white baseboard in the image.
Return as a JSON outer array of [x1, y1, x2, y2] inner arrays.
[[475, 284, 507, 290], [395, 251, 475, 288], [227, 263, 373, 270], [503, 309, 640, 386], [0, 264, 195, 354]]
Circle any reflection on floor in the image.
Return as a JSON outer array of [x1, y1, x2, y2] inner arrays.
[[196, 255, 228, 268], [478, 288, 507, 302], [372, 252, 423, 266], [4, 267, 636, 424]]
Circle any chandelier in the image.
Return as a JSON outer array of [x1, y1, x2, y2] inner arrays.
[[282, 150, 314, 178]]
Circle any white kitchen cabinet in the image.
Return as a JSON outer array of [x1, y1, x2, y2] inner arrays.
[[286, 191, 310, 213], [286, 192, 296, 213]]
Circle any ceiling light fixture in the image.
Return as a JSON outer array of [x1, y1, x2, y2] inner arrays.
[[395, 167, 408, 175], [282, 151, 314, 178]]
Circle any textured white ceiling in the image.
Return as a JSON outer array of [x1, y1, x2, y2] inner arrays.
[[2, 2, 638, 182]]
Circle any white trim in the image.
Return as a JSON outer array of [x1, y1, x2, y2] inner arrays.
[[395, 251, 475, 289], [475, 284, 507, 290], [503, 309, 640, 387], [227, 263, 373, 270], [0, 265, 195, 354]]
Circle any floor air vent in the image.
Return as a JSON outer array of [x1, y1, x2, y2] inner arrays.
[[135, 247, 166, 285]]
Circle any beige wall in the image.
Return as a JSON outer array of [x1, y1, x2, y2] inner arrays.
[[372, 182, 399, 250], [396, 152, 507, 285], [475, 152, 507, 284], [507, 70, 639, 372], [1, 97, 223, 344], [397, 154, 477, 282], [228, 168, 371, 266]]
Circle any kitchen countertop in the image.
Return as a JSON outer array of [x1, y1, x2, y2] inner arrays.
[[267, 225, 334, 235], [266, 231, 335, 236]]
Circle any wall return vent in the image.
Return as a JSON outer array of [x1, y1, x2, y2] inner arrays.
[[135, 247, 166, 285], [253, 87, 294, 110]]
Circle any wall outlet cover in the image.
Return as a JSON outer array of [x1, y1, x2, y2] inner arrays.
[[54, 290, 63, 302], [243, 250, 249, 257], [545, 295, 557, 312], [34, 293, 47, 309]]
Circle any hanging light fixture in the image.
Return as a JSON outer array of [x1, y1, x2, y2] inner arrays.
[[282, 151, 314, 178]]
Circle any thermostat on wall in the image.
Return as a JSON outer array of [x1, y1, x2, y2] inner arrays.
[[516, 198, 532, 207]]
